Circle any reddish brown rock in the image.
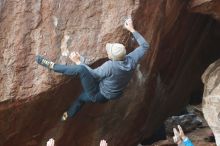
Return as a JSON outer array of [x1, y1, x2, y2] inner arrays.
[[149, 140, 176, 146], [0, 0, 138, 102], [0, 0, 220, 146], [189, 0, 220, 21]]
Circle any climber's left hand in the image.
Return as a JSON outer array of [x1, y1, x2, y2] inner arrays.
[[69, 51, 81, 65]]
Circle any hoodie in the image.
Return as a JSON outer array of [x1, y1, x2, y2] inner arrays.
[[82, 31, 149, 99]]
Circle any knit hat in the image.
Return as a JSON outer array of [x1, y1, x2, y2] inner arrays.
[[106, 43, 126, 61]]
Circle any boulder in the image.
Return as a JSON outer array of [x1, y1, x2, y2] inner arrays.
[[202, 59, 220, 146], [189, 0, 220, 21], [0, 0, 220, 145], [165, 113, 203, 134]]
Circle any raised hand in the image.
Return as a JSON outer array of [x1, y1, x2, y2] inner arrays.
[[124, 16, 135, 32], [46, 138, 55, 146], [173, 125, 188, 145], [178, 125, 186, 140], [100, 140, 108, 146], [173, 127, 182, 144]]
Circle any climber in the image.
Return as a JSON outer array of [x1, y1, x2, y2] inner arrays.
[[36, 17, 150, 121], [173, 125, 194, 146]]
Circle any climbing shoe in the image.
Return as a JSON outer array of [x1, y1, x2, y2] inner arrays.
[[36, 55, 54, 69], [61, 112, 68, 121]]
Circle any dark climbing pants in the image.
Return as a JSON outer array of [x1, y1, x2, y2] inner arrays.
[[53, 64, 108, 118]]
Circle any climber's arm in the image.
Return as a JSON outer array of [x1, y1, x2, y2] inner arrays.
[[127, 31, 149, 63], [124, 17, 150, 63], [92, 61, 111, 80], [82, 61, 111, 80], [69, 51, 110, 80]]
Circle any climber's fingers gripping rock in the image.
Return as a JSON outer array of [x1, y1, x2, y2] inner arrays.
[[124, 17, 135, 32], [69, 51, 81, 65]]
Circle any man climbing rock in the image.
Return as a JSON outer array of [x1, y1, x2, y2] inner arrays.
[[36, 17, 149, 121]]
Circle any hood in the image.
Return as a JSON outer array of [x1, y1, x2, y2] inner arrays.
[[113, 56, 136, 71]]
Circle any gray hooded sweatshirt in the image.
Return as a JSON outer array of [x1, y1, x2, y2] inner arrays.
[[82, 31, 149, 99]]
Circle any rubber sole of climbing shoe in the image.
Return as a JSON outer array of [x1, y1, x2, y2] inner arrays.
[[36, 55, 54, 69], [61, 112, 68, 122]]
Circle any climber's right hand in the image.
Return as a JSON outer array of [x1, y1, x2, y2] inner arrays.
[[124, 16, 135, 32]]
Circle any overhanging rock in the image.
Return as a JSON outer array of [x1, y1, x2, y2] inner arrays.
[[0, 0, 220, 145]]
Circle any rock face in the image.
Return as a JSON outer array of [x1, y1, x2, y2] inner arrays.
[[190, 0, 220, 21], [202, 59, 220, 146], [0, 0, 220, 146], [0, 0, 138, 102]]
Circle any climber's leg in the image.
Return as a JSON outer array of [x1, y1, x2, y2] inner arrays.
[[65, 92, 87, 118], [62, 91, 108, 120], [36, 55, 54, 69], [53, 64, 99, 96], [36, 55, 99, 96]]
